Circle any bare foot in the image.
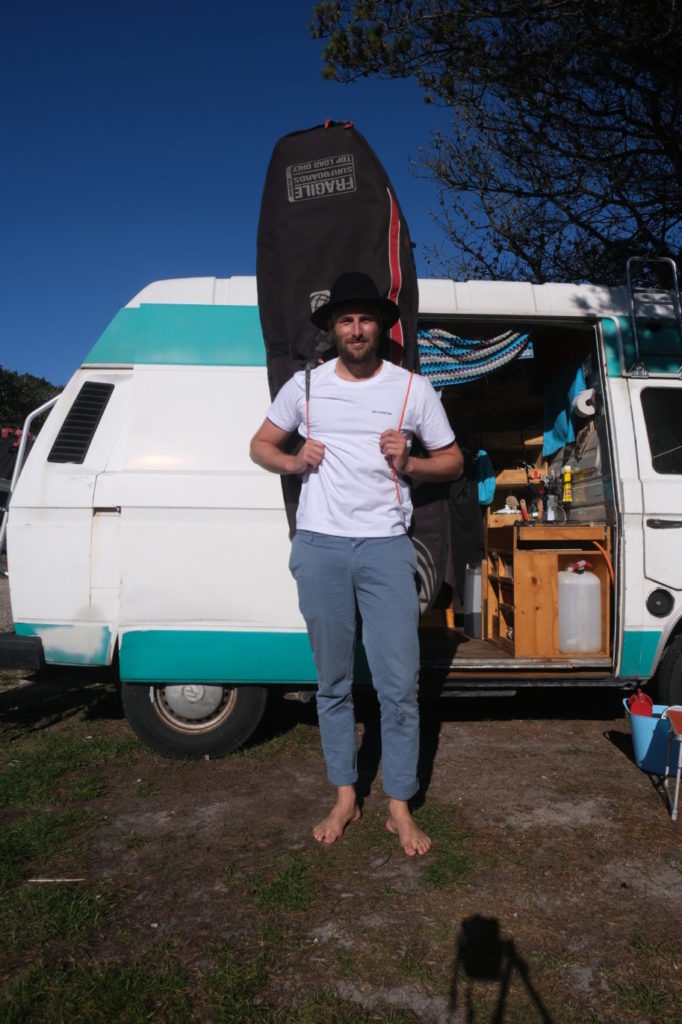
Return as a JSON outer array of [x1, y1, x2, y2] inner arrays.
[[386, 798, 431, 857], [313, 786, 361, 845]]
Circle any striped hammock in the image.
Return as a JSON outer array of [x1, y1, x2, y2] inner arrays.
[[418, 328, 531, 387]]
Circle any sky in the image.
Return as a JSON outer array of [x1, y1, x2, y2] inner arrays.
[[2, 1, 447, 386]]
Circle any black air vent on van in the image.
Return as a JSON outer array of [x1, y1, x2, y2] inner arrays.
[[48, 382, 115, 464]]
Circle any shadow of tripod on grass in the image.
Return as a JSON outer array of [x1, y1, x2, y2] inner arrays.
[[450, 914, 554, 1024]]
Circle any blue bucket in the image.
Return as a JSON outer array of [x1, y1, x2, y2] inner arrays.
[[623, 699, 681, 775]]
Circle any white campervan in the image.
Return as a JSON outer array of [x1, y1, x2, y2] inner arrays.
[[3, 260, 681, 758]]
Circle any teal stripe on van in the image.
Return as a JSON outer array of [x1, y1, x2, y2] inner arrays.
[[84, 304, 266, 367], [602, 316, 682, 377], [619, 629, 661, 678], [119, 629, 317, 683], [15, 622, 112, 666]]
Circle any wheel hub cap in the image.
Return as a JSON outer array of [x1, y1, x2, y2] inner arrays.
[[162, 684, 225, 721]]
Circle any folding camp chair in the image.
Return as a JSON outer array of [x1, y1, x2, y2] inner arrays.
[[662, 706, 682, 821]]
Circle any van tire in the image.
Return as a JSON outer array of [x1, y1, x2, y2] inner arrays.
[[656, 637, 682, 705], [121, 683, 268, 760]]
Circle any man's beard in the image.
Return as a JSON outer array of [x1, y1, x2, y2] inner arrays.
[[336, 336, 381, 365]]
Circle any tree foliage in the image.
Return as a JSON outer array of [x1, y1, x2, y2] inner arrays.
[[311, 0, 682, 283], [0, 366, 60, 432]]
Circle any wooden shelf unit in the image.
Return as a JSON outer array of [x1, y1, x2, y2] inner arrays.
[[484, 464, 548, 528], [484, 523, 611, 659]]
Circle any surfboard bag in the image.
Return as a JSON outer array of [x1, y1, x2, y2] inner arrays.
[[256, 121, 447, 613], [257, 121, 419, 398]]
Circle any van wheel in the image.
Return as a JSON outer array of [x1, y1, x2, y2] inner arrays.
[[656, 637, 682, 705], [121, 683, 268, 759]]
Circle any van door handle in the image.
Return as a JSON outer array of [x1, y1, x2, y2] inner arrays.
[[646, 519, 682, 529]]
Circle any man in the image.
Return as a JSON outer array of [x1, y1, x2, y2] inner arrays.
[[250, 273, 463, 856]]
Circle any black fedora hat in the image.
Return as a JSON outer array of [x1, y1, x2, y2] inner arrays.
[[310, 272, 400, 329]]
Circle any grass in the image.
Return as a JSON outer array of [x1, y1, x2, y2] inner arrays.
[[2, 676, 680, 1024], [397, 951, 435, 985], [616, 980, 679, 1017], [124, 831, 148, 850], [205, 949, 419, 1024], [327, 948, 359, 980], [2, 883, 118, 956], [2, 946, 422, 1024], [237, 720, 321, 764], [204, 948, 267, 1022], [0, 705, 133, 975], [609, 934, 682, 1018], [0, 727, 137, 892], [0, 733, 137, 808], [0, 681, 439, 1023], [0, 670, 25, 689], [285, 993, 417, 1024], [0, 808, 91, 887], [134, 780, 161, 797], [250, 852, 316, 912], [67, 771, 106, 800], [0, 959, 193, 1024], [414, 803, 475, 889], [629, 933, 678, 962]]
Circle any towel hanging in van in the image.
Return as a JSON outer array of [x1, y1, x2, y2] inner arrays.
[[417, 328, 531, 388]]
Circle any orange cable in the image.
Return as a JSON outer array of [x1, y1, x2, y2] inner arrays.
[[592, 540, 615, 584], [398, 371, 415, 431], [392, 371, 415, 504]]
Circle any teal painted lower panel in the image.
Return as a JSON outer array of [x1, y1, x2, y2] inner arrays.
[[619, 629, 661, 678], [118, 629, 317, 683], [14, 622, 112, 666]]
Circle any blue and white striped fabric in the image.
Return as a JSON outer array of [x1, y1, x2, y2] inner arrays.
[[418, 328, 531, 388]]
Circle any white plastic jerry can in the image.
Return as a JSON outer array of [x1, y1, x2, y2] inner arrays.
[[558, 560, 602, 653]]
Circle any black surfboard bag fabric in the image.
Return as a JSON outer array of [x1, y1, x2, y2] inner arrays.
[[257, 121, 419, 398], [256, 121, 448, 613]]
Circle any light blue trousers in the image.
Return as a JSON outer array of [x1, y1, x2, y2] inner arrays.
[[289, 531, 420, 801]]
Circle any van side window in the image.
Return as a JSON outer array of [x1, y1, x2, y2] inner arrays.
[[48, 381, 115, 464], [641, 388, 682, 474]]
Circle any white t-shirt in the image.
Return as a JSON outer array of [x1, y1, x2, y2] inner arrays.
[[266, 358, 455, 537]]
